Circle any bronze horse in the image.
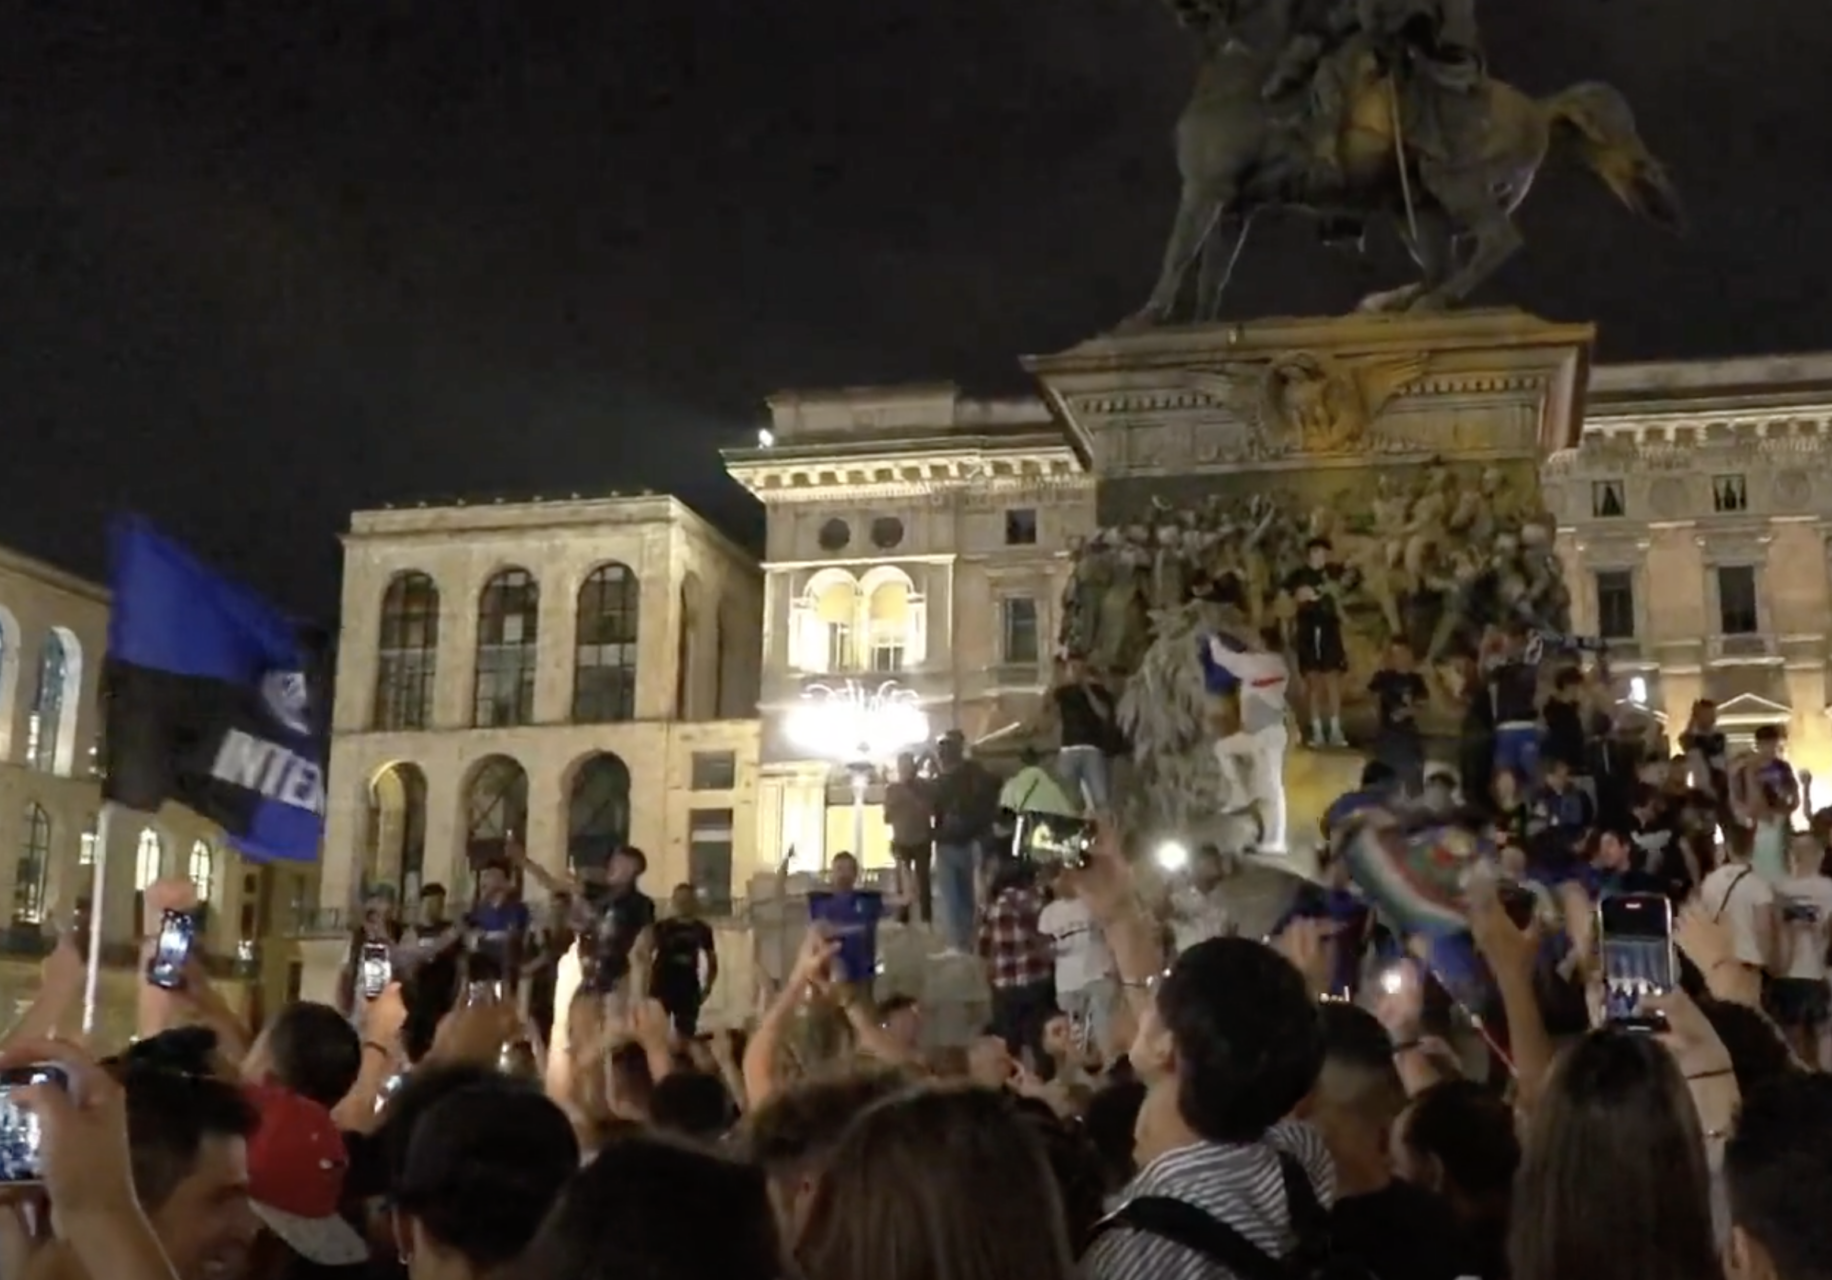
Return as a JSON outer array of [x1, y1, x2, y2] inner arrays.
[[1123, 0, 1684, 326]]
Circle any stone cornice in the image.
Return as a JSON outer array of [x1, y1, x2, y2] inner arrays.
[[345, 494, 755, 569], [726, 444, 1090, 502]]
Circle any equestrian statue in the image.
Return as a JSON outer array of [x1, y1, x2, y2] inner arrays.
[[1124, 0, 1684, 325]]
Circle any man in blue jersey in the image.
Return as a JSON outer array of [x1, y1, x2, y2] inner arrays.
[[808, 853, 885, 995]]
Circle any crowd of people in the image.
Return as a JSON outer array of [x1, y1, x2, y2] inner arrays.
[[4, 624, 1832, 1280]]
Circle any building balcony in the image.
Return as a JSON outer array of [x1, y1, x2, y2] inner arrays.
[[1708, 634, 1780, 664]]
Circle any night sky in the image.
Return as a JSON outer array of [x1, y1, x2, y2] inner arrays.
[[4, 2, 1828, 620]]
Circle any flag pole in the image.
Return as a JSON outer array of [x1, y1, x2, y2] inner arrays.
[[82, 801, 118, 1037]]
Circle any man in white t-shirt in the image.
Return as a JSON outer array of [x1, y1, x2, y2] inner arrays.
[[1770, 833, 1832, 1067], [1038, 873, 1118, 1058], [1701, 845, 1778, 982]]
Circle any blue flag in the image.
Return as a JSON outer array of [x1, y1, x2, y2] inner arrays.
[[102, 517, 328, 863]]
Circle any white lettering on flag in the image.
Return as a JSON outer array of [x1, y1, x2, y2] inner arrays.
[[210, 730, 327, 815]]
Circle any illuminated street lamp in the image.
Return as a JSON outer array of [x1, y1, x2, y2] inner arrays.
[[785, 679, 930, 868]]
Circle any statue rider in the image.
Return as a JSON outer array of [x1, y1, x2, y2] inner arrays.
[[1263, 0, 1486, 190]]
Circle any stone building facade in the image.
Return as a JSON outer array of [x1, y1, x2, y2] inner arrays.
[[1546, 352, 1832, 785], [724, 385, 1094, 870], [0, 543, 277, 1043], [301, 493, 764, 1007]]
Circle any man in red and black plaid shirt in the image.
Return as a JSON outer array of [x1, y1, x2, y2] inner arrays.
[[977, 862, 1056, 1064]]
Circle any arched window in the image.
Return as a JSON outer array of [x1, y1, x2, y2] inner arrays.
[[676, 574, 704, 720], [26, 632, 68, 772], [474, 569, 540, 727], [567, 753, 632, 872], [189, 840, 216, 903], [866, 578, 911, 673], [861, 567, 926, 670], [366, 763, 429, 901], [134, 826, 165, 936], [374, 572, 440, 730], [463, 755, 529, 874], [574, 563, 640, 723], [11, 803, 51, 925], [135, 828, 165, 888], [795, 570, 861, 673]]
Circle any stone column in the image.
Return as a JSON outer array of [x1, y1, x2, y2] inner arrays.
[[433, 585, 478, 730]]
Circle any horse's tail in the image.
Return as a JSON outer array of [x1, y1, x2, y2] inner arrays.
[[1543, 81, 1685, 234]]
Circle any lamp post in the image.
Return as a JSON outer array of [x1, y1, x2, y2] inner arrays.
[[785, 679, 930, 870]]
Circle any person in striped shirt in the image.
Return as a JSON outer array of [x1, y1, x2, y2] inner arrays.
[[1085, 937, 1335, 1280]]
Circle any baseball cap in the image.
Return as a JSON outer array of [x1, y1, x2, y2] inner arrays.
[[394, 1082, 580, 1267], [245, 1084, 369, 1267]]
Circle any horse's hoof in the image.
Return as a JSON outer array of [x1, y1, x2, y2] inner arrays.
[[1356, 287, 1415, 313], [1111, 309, 1162, 335]]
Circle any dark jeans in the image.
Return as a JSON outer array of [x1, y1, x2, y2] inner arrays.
[[893, 840, 933, 924], [990, 978, 1057, 1066], [654, 981, 703, 1038]]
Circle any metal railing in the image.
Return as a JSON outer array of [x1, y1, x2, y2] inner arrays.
[[0, 925, 259, 980]]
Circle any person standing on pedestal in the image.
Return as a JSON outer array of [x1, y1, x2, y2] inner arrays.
[[1048, 654, 1120, 811], [1285, 537, 1351, 748], [883, 753, 935, 926], [930, 731, 1000, 956], [1369, 638, 1430, 795]]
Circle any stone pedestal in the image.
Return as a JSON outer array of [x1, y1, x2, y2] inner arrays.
[[1025, 309, 1594, 758]]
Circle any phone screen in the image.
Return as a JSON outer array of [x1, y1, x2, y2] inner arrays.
[[145, 910, 197, 990], [1598, 892, 1675, 1030], [359, 942, 392, 1000], [0, 1064, 69, 1184], [1014, 813, 1097, 869]]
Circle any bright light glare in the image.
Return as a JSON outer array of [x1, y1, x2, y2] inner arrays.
[[757, 427, 776, 447], [786, 680, 930, 764], [1154, 840, 1190, 873], [1628, 675, 1648, 706], [1379, 967, 1405, 996]]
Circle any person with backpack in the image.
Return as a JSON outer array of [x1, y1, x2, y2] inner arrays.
[[1699, 828, 1778, 991], [1082, 937, 1344, 1280]]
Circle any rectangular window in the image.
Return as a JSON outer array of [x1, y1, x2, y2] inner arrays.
[[1712, 474, 1749, 514], [690, 750, 737, 791], [1716, 565, 1760, 635], [473, 649, 537, 727], [375, 652, 436, 730], [1590, 479, 1626, 519], [869, 639, 904, 673], [1594, 570, 1636, 640], [688, 809, 735, 917], [1004, 508, 1039, 546], [1000, 597, 1040, 665], [824, 622, 851, 673]]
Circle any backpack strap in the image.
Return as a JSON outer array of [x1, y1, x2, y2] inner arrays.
[[1274, 1152, 1335, 1264], [1089, 1195, 1294, 1280], [1713, 867, 1754, 923]]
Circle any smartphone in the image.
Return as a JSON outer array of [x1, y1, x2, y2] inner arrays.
[[359, 941, 392, 1000], [0, 1064, 69, 1185], [464, 980, 503, 1007], [1597, 892, 1676, 1032], [145, 909, 197, 990], [1013, 812, 1097, 870]]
